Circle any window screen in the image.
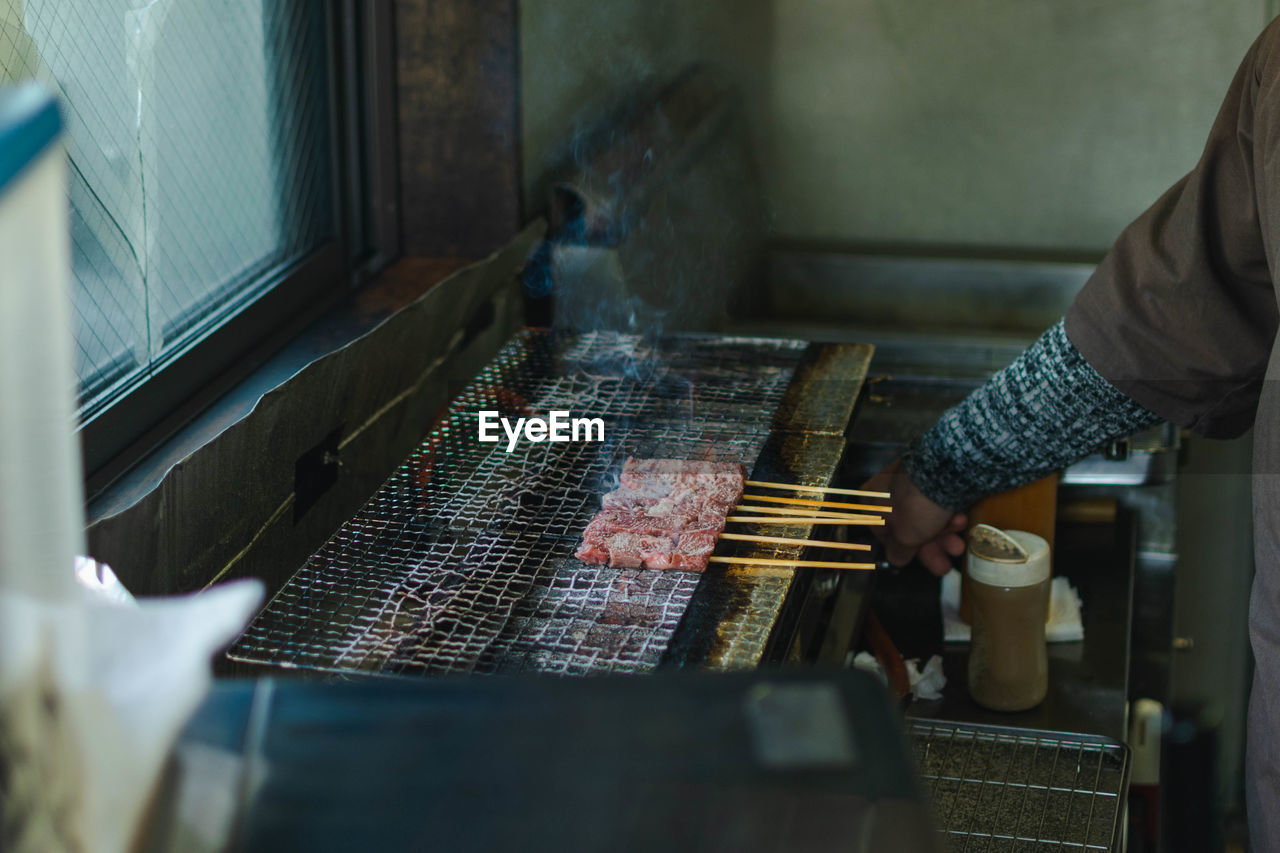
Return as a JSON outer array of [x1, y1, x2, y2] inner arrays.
[[0, 0, 335, 415]]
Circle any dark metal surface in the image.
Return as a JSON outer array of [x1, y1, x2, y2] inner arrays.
[[909, 719, 1129, 852], [161, 671, 940, 853], [228, 330, 874, 676]]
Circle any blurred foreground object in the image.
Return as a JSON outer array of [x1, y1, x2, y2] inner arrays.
[[0, 83, 261, 853], [176, 670, 941, 852]]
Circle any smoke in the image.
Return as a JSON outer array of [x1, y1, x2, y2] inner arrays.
[[519, 0, 771, 343]]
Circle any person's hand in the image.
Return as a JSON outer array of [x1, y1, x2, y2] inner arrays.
[[862, 459, 967, 576]]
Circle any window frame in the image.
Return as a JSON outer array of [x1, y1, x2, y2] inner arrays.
[[79, 0, 399, 495]]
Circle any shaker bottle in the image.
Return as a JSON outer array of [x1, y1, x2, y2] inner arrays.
[[967, 525, 1052, 712]]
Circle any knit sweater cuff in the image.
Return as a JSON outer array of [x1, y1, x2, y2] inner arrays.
[[901, 319, 1163, 511]]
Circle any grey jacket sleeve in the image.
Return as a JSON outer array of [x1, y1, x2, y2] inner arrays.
[[901, 319, 1163, 511]]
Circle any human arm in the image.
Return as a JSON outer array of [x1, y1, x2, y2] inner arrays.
[[875, 21, 1280, 571], [872, 319, 1162, 574]]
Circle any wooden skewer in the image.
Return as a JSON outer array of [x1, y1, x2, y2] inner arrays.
[[708, 556, 876, 570], [718, 532, 871, 552], [737, 504, 878, 521], [725, 515, 884, 526], [740, 493, 891, 513], [744, 479, 891, 499]]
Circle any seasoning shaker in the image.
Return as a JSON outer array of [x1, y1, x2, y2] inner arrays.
[[966, 525, 1052, 712]]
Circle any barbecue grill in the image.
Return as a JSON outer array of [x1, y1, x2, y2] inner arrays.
[[229, 329, 874, 675]]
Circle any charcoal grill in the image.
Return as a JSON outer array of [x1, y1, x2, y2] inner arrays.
[[228, 329, 873, 675]]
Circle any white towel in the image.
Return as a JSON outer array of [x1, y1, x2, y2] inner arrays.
[[850, 651, 948, 701]]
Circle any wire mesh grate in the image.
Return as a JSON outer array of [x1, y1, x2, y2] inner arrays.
[[451, 329, 807, 425], [909, 720, 1128, 852], [229, 330, 809, 676]]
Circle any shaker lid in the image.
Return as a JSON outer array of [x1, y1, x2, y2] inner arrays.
[[966, 526, 1050, 587], [969, 523, 1030, 563]]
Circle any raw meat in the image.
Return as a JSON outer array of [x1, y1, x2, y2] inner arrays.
[[575, 457, 745, 571]]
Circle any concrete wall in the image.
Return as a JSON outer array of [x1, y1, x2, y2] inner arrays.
[[519, 0, 769, 215], [522, 1, 1268, 255], [763, 0, 1268, 253]]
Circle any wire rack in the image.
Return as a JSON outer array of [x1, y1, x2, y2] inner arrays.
[[451, 330, 806, 425], [228, 330, 810, 675], [368, 414, 772, 540], [909, 720, 1129, 852]]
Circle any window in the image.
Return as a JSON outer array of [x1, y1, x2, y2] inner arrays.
[[0, 1, 393, 482]]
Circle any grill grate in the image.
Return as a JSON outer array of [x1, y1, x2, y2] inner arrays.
[[229, 330, 809, 675], [450, 330, 806, 425], [909, 720, 1129, 852]]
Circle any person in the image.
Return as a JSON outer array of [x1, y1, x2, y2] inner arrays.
[[864, 18, 1280, 851]]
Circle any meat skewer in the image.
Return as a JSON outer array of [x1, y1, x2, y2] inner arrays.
[[743, 479, 890, 499], [718, 532, 871, 552], [725, 515, 884, 526], [576, 458, 884, 571], [738, 493, 891, 513], [735, 504, 883, 520], [708, 556, 876, 570]]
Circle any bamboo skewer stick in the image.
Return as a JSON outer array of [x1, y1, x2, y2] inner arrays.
[[708, 556, 876, 570], [744, 479, 890, 500], [739, 493, 891, 513], [736, 504, 877, 520], [725, 515, 884, 526], [718, 532, 871, 552]]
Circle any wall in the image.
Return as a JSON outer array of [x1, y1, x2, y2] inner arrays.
[[522, 1, 1268, 254], [763, 0, 1267, 253], [519, 0, 769, 216]]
